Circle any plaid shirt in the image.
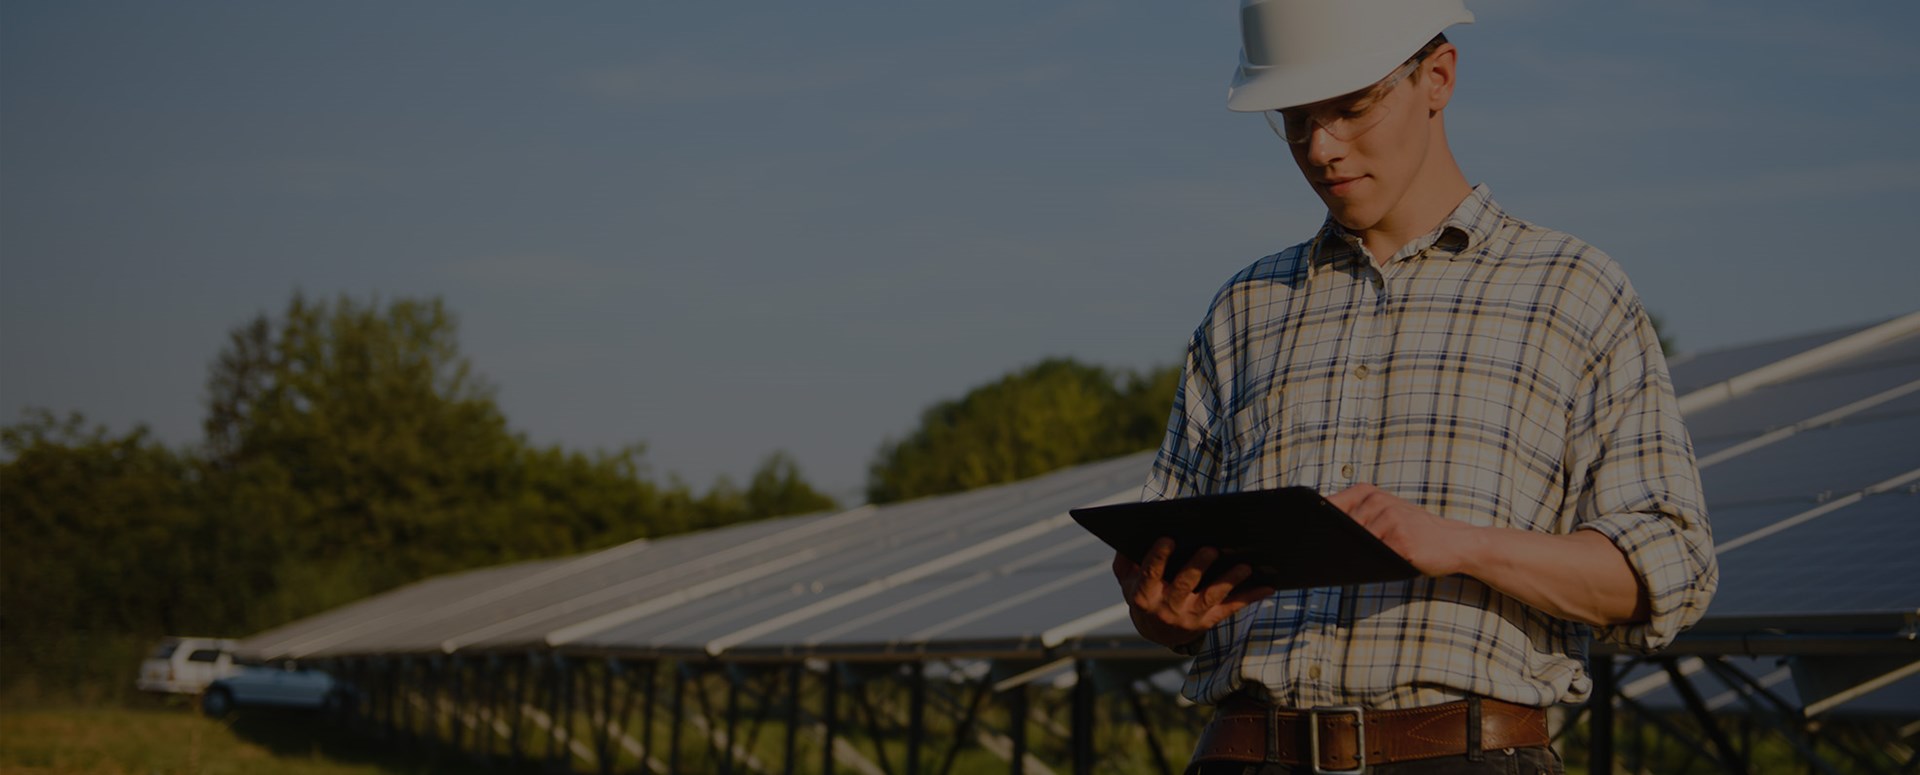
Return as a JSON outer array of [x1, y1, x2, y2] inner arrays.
[[1144, 185, 1717, 709]]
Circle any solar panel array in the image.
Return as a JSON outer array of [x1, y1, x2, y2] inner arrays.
[[238, 312, 1920, 714]]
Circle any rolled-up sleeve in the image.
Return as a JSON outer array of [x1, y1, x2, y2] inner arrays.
[[1568, 300, 1718, 652]]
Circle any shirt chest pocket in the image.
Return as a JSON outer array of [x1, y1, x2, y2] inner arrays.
[[1224, 387, 1288, 487]]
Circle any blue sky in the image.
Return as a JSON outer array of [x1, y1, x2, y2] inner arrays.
[[4, 1, 1917, 500]]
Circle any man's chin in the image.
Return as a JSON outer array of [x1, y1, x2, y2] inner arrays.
[[1326, 205, 1380, 234]]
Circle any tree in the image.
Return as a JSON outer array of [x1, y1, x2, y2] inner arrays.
[[199, 295, 526, 603], [744, 451, 839, 520], [0, 411, 205, 702], [866, 358, 1178, 503], [198, 292, 836, 622]]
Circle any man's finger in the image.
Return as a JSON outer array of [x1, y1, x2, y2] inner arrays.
[[1197, 564, 1254, 609], [1140, 537, 1175, 580], [1167, 546, 1216, 599], [1325, 483, 1378, 512]]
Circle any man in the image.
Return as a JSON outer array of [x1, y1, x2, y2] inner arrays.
[[1110, 2, 1718, 773]]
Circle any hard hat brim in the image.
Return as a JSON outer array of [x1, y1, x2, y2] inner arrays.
[[1226, 3, 1472, 113]]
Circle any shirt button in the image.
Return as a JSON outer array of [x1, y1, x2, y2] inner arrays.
[[1340, 464, 1354, 479], [1354, 364, 1370, 379], [1308, 665, 1323, 680]]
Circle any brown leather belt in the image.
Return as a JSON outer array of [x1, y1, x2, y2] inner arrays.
[[1192, 694, 1550, 774]]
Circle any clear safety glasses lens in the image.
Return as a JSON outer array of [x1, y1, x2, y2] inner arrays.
[[1266, 97, 1394, 144]]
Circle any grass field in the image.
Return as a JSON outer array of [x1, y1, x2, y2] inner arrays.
[[0, 705, 516, 775]]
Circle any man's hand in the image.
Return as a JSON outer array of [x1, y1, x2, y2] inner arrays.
[[1326, 483, 1480, 577], [1112, 538, 1274, 651]]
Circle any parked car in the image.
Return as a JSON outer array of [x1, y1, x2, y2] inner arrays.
[[201, 662, 351, 717], [136, 637, 242, 695]]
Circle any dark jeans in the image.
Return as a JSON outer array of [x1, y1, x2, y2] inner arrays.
[[1187, 745, 1564, 775]]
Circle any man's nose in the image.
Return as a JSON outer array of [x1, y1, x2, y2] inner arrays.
[[1303, 125, 1347, 167]]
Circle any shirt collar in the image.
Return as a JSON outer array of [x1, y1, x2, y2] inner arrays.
[[1309, 184, 1501, 267]]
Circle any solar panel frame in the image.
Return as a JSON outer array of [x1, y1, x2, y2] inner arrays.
[[1668, 323, 1871, 395]]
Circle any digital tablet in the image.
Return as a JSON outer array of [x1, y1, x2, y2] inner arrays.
[[1070, 486, 1420, 591]]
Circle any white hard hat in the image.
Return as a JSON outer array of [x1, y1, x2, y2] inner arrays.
[[1228, 0, 1474, 113]]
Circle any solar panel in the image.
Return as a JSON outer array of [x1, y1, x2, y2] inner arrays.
[[560, 452, 1150, 656], [238, 556, 573, 660], [1702, 500, 1811, 547], [295, 509, 843, 656], [1710, 491, 1920, 617], [1696, 390, 1920, 508]]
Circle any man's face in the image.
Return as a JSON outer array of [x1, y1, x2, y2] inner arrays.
[[1285, 60, 1436, 234]]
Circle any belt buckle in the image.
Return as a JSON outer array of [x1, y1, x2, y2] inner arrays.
[[1308, 705, 1365, 775]]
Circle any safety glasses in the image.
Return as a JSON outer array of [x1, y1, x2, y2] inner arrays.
[[1266, 56, 1421, 144]]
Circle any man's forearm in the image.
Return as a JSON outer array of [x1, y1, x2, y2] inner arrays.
[[1457, 526, 1649, 626]]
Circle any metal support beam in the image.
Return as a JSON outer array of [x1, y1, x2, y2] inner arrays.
[[937, 671, 994, 775], [1661, 658, 1749, 775], [1617, 694, 1725, 770], [1122, 680, 1175, 775], [1699, 659, 1846, 775]]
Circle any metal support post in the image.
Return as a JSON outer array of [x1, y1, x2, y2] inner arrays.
[[822, 665, 839, 775], [642, 661, 657, 773], [908, 662, 926, 775], [384, 659, 398, 740], [784, 663, 802, 775], [1071, 659, 1095, 775], [427, 658, 440, 745], [725, 666, 742, 775], [559, 657, 577, 771], [600, 659, 619, 775], [449, 657, 467, 754], [1008, 683, 1028, 775], [510, 657, 529, 763], [670, 662, 686, 775], [545, 658, 563, 768], [1591, 653, 1615, 775], [400, 657, 414, 743]]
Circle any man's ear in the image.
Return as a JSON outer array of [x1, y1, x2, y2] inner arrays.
[[1423, 44, 1459, 113]]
